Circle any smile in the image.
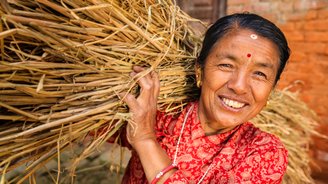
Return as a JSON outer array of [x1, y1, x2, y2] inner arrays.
[[222, 97, 246, 109]]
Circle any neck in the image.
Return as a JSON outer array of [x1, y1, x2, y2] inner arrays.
[[197, 105, 235, 135], [202, 121, 235, 135]]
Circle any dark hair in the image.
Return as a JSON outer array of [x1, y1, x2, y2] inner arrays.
[[197, 13, 290, 83]]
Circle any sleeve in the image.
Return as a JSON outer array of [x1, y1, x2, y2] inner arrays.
[[228, 147, 288, 184]]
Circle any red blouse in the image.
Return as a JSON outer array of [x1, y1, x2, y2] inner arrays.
[[122, 102, 288, 183]]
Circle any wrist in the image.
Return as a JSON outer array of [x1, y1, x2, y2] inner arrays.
[[131, 136, 158, 153], [151, 164, 178, 184], [131, 137, 175, 182]]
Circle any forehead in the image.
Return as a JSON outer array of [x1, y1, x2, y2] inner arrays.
[[210, 29, 280, 62], [219, 29, 277, 48]]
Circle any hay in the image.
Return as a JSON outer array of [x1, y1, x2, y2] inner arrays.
[[0, 0, 320, 183]]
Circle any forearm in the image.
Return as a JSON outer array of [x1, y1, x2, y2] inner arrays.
[[133, 139, 176, 183]]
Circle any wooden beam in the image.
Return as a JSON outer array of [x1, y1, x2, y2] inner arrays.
[[212, 0, 227, 22]]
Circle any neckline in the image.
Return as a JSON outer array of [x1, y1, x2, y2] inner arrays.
[[173, 103, 231, 184], [189, 101, 244, 145], [173, 103, 213, 184]]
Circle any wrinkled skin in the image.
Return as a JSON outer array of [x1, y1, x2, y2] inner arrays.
[[196, 29, 280, 134]]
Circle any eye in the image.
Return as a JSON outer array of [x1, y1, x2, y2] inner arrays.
[[254, 71, 267, 79], [218, 63, 233, 70]]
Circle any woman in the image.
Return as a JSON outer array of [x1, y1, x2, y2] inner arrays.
[[120, 13, 290, 183]]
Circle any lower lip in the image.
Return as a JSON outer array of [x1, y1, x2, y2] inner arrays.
[[219, 97, 245, 112]]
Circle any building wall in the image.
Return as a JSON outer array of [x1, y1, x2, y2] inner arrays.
[[227, 0, 328, 182]]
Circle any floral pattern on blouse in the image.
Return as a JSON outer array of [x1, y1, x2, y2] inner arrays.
[[122, 101, 288, 184]]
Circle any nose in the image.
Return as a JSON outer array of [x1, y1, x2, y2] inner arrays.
[[227, 71, 248, 94]]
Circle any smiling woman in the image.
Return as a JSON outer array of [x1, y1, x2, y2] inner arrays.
[[121, 13, 290, 183], [197, 29, 280, 134]]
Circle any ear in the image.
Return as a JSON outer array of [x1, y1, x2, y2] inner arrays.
[[194, 62, 202, 80]]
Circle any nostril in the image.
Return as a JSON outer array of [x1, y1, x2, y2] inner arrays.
[[227, 76, 248, 95]]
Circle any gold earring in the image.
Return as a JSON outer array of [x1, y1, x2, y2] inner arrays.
[[196, 68, 202, 88], [197, 80, 202, 88]]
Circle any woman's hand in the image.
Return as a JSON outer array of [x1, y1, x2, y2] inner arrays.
[[121, 66, 176, 182], [121, 66, 160, 148]]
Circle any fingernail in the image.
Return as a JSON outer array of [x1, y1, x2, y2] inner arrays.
[[130, 71, 136, 77]]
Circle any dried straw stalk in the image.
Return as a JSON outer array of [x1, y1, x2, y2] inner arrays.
[[0, 0, 320, 183]]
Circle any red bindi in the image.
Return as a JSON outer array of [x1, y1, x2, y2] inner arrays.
[[247, 53, 252, 58]]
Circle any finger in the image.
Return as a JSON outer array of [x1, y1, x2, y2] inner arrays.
[[128, 70, 149, 98], [131, 66, 157, 101], [137, 79, 152, 101], [132, 65, 145, 72], [133, 66, 152, 82], [135, 73, 152, 90], [129, 71, 137, 78], [119, 92, 139, 111], [135, 73, 154, 100], [151, 71, 160, 98]]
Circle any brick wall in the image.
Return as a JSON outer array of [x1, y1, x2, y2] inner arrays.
[[227, 0, 328, 182]]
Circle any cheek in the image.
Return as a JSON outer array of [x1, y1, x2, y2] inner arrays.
[[252, 83, 272, 105], [202, 70, 228, 89]]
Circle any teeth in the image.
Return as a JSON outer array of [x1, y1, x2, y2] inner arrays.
[[222, 98, 245, 109]]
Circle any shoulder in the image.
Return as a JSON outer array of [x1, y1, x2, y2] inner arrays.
[[234, 122, 288, 163], [230, 123, 288, 183], [240, 122, 287, 152]]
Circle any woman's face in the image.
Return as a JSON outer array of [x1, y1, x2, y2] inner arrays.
[[197, 29, 280, 134]]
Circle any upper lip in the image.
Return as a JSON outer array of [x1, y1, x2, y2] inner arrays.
[[219, 95, 250, 105]]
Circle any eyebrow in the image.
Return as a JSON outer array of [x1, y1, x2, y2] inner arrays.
[[216, 53, 275, 69], [216, 53, 237, 61], [253, 61, 274, 69]]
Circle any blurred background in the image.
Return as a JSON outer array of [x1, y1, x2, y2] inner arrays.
[[177, 0, 328, 183]]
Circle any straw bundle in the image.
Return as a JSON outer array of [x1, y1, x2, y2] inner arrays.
[[1, 0, 200, 182], [0, 0, 320, 183]]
